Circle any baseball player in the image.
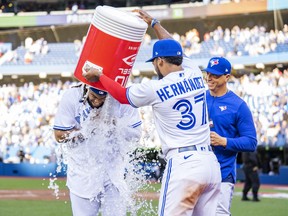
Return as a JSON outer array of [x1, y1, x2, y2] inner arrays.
[[83, 9, 221, 216], [203, 57, 257, 215], [53, 83, 142, 216]]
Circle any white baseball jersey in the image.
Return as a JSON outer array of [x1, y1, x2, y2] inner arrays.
[[127, 56, 210, 156], [53, 84, 142, 209], [127, 57, 221, 216]]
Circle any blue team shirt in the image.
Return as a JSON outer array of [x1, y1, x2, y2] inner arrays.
[[206, 90, 257, 183]]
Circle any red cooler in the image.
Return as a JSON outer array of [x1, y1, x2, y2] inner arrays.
[[74, 6, 148, 91]]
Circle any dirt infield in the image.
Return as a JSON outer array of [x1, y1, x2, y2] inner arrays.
[[0, 183, 287, 201], [0, 189, 159, 201], [0, 189, 69, 201]]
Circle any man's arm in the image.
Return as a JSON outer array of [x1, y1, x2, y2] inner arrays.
[[225, 103, 257, 152], [54, 130, 69, 143], [133, 9, 173, 40], [83, 67, 129, 104], [54, 129, 85, 144]]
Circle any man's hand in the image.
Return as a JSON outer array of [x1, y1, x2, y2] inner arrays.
[[132, 9, 172, 40], [71, 132, 86, 144], [82, 66, 103, 82], [132, 9, 153, 25], [210, 131, 227, 148]]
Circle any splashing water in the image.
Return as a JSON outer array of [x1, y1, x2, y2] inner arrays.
[[53, 96, 158, 215], [48, 173, 60, 199]]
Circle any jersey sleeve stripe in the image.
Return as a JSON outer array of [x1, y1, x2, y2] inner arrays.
[[53, 125, 75, 131], [126, 87, 138, 108]]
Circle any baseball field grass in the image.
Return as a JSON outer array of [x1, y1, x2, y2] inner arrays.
[[0, 177, 287, 216]]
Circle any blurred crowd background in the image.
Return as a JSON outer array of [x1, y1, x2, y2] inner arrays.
[[0, 0, 287, 179]]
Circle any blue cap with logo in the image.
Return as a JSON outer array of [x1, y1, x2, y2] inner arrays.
[[89, 87, 107, 96], [203, 57, 231, 75], [146, 38, 183, 62]]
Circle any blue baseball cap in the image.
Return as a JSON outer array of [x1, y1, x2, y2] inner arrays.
[[146, 38, 183, 62], [89, 87, 107, 96], [203, 57, 231, 75]]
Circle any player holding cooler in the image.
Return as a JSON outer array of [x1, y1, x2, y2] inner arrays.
[[83, 9, 221, 216]]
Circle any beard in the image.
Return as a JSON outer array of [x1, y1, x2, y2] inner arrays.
[[155, 65, 164, 80]]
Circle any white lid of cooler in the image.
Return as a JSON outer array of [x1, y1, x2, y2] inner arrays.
[[92, 6, 148, 42], [98, 6, 147, 30]]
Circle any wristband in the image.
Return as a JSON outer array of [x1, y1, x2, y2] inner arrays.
[[151, 18, 160, 28]]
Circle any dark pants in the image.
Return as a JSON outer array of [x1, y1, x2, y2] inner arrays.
[[242, 166, 260, 199]]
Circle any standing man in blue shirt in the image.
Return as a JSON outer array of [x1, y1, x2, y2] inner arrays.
[[203, 57, 257, 216]]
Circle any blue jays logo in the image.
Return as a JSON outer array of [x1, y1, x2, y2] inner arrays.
[[210, 59, 219, 67], [97, 90, 106, 95], [219, 106, 227, 111], [123, 54, 137, 66]]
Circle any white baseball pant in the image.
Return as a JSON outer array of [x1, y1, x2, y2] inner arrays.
[[159, 147, 221, 216], [70, 183, 126, 216], [216, 182, 234, 216]]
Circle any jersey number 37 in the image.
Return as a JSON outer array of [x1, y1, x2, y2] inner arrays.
[[172, 92, 207, 130]]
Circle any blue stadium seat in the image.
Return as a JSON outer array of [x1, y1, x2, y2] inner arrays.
[[31, 146, 51, 164]]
